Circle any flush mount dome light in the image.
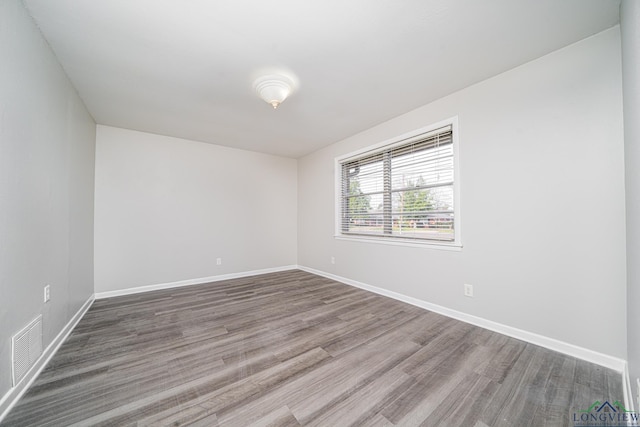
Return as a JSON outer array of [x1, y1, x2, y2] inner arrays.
[[253, 74, 294, 109]]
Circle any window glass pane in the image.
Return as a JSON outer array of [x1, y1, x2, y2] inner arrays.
[[343, 194, 383, 234], [386, 212, 454, 240], [345, 159, 384, 196], [391, 185, 454, 241], [390, 185, 454, 212], [391, 143, 453, 191]]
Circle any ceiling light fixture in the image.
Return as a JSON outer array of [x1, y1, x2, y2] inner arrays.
[[253, 74, 294, 109]]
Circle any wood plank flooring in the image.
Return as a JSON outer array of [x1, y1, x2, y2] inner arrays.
[[1, 270, 622, 426]]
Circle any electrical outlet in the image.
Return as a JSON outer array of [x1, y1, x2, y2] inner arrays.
[[464, 283, 473, 298], [331, 256, 335, 265], [216, 258, 222, 265], [43, 285, 50, 303]]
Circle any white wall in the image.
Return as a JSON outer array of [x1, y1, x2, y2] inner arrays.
[[621, 0, 640, 390], [298, 27, 626, 358], [0, 0, 95, 409], [94, 126, 297, 293]]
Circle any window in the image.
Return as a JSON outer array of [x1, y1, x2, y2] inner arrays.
[[335, 118, 460, 247]]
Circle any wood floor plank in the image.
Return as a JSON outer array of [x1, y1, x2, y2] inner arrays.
[[0, 270, 623, 427], [420, 372, 498, 427], [304, 368, 413, 427], [287, 333, 422, 424], [247, 405, 301, 427], [381, 343, 491, 425]]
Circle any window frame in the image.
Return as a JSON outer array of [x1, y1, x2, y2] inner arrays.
[[334, 117, 461, 250]]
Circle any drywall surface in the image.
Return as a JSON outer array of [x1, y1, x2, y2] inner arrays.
[[94, 126, 297, 292], [622, 0, 640, 386], [0, 0, 95, 406], [298, 28, 626, 358]]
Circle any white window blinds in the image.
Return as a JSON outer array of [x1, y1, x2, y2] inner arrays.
[[339, 125, 455, 242]]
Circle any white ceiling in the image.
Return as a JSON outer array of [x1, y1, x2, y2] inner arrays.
[[23, 0, 620, 158]]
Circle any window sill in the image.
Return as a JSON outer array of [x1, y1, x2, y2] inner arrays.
[[334, 234, 463, 251]]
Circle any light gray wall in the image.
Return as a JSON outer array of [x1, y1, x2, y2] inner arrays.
[[621, 0, 640, 392], [0, 0, 95, 404], [94, 125, 297, 293], [298, 27, 627, 358]]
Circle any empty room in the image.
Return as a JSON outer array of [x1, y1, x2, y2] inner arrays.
[[1, 0, 639, 425]]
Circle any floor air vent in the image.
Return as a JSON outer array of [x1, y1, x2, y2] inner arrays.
[[12, 315, 43, 386]]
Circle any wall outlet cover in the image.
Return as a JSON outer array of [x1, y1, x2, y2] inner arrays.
[[464, 283, 473, 297]]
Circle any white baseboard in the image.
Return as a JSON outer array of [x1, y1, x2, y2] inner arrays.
[[0, 295, 95, 422], [94, 265, 299, 299], [623, 363, 635, 412], [298, 265, 628, 374]]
